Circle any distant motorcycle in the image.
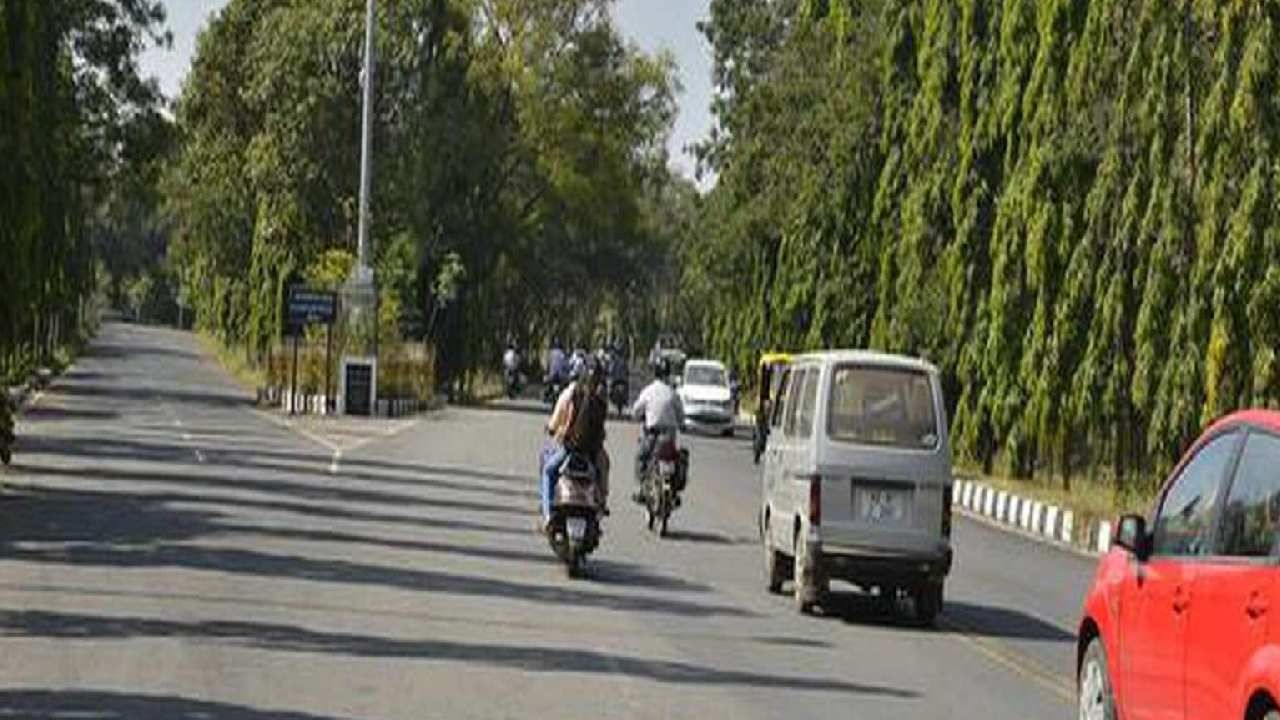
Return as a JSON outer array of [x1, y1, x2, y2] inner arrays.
[[545, 452, 604, 577], [640, 434, 688, 537], [0, 395, 13, 466], [609, 379, 629, 418], [504, 368, 524, 399], [542, 375, 564, 406]]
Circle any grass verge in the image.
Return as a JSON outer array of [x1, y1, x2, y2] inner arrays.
[[196, 333, 266, 392]]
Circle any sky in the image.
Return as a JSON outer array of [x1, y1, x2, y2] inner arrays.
[[138, 0, 714, 183]]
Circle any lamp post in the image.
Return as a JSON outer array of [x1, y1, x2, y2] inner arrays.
[[345, 0, 377, 322], [340, 0, 378, 415]]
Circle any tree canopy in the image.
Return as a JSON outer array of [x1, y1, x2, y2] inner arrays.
[[165, 0, 683, 392], [690, 0, 1280, 488], [1, 0, 171, 379]]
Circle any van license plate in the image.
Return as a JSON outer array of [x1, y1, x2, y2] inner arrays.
[[566, 517, 587, 540], [858, 488, 905, 523]]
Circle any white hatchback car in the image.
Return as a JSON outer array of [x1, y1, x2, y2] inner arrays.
[[759, 350, 953, 623], [677, 359, 735, 436]]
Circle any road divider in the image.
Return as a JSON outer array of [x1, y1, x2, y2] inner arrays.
[[954, 477, 1112, 555]]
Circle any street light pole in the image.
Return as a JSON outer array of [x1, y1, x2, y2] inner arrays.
[[356, 0, 376, 273]]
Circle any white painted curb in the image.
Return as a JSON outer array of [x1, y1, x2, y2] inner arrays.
[[953, 477, 1113, 555]]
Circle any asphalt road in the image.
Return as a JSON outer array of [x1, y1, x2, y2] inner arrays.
[[0, 322, 1094, 719]]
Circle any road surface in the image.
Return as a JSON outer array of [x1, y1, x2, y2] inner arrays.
[[0, 323, 1094, 718]]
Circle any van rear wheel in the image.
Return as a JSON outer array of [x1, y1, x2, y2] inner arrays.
[[913, 581, 943, 626]]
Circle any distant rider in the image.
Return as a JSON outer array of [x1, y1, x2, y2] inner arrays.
[[503, 341, 521, 374], [630, 359, 684, 503], [607, 341, 629, 384], [568, 345, 588, 380], [547, 338, 568, 385], [540, 363, 611, 530]]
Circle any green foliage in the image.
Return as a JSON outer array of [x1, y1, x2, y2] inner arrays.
[[692, 0, 1280, 489], [167, 0, 680, 390], [0, 0, 169, 379]]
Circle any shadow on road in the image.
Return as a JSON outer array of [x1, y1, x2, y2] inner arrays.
[[16, 460, 533, 519], [0, 690, 358, 720], [0, 540, 749, 619], [941, 600, 1076, 643], [86, 341, 205, 362], [0, 611, 917, 699], [813, 590, 1076, 644], [51, 382, 249, 410], [0, 487, 741, 619], [19, 405, 120, 422], [660, 529, 751, 546]]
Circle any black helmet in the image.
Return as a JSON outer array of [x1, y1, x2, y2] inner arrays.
[[654, 358, 671, 380], [588, 360, 606, 389]]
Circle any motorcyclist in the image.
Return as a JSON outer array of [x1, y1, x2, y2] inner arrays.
[[0, 390, 13, 466], [547, 338, 568, 385], [630, 358, 684, 503], [540, 362, 611, 530], [568, 345, 588, 380], [607, 341, 629, 383], [503, 341, 521, 373]]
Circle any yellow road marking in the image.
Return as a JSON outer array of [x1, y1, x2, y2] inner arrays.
[[940, 615, 1075, 705]]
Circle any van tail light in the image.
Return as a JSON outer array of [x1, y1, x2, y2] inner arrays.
[[809, 475, 822, 527], [942, 486, 953, 538]]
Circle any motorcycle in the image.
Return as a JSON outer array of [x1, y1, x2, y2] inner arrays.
[[546, 452, 604, 577], [641, 434, 688, 537], [609, 378, 629, 418], [0, 394, 13, 466], [542, 375, 564, 406], [504, 368, 524, 399]]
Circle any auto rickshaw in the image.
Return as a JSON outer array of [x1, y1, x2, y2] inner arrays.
[[752, 352, 792, 464]]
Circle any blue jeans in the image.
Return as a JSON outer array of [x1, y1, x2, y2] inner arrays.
[[541, 444, 567, 519]]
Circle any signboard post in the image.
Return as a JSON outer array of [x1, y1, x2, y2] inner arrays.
[[287, 286, 338, 415]]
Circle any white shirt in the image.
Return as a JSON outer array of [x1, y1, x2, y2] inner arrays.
[[631, 380, 684, 431], [503, 349, 520, 371], [548, 348, 567, 379], [569, 352, 587, 377]]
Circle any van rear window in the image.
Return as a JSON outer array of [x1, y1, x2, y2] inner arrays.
[[827, 365, 939, 450]]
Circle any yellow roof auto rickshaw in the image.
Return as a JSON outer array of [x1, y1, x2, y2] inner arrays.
[[752, 352, 792, 464]]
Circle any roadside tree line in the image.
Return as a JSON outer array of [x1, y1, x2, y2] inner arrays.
[[165, 0, 689, 396], [688, 0, 1280, 490], [1, 0, 172, 383]]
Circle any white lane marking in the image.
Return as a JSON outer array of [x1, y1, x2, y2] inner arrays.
[[249, 407, 341, 453], [173, 418, 183, 428], [329, 450, 342, 475], [182, 432, 193, 442]]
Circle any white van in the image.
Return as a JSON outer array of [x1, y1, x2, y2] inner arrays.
[[759, 350, 953, 623]]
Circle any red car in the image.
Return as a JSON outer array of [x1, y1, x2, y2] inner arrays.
[[1078, 409, 1280, 720]]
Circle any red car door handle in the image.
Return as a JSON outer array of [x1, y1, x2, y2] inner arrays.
[[1247, 592, 1269, 620], [1172, 586, 1190, 614]]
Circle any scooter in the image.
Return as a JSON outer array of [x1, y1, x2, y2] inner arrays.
[[546, 453, 604, 577]]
